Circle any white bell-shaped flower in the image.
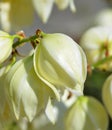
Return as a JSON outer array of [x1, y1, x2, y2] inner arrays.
[[65, 96, 108, 130], [5, 56, 59, 123], [34, 33, 87, 96]]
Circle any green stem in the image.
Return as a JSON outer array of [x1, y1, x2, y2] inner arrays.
[[13, 35, 37, 49], [12, 29, 44, 49], [93, 56, 112, 68]]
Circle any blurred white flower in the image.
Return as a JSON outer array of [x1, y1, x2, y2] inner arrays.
[[80, 26, 112, 70], [0, 0, 34, 32]]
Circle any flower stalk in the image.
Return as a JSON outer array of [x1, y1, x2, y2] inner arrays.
[[13, 29, 44, 49], [12, 35, 37, 49]]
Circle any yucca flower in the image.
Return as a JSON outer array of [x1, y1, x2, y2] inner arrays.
[[34, 32, 87, 96], [5, 55, 59, 123], [65, 96, 108, 130], [0, 0, 76, 32], [80, 26, 112, 70]]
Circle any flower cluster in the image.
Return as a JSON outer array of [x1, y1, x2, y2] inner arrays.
[[0, 29, 111, 130], [78, 25, 112, 130], [0, 30, 87, 124]]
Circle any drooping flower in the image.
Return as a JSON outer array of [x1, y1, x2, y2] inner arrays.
[[34, 32, 87, 96], [64, 96, 109, 130], [80, 26, 112, 70], [102, 74, 112, 119], [5, 55, 60, 123], [0, 30, 15, 64]]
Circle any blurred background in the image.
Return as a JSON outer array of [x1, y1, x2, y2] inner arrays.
[[0, 0, 111, 54], [0, 0, 110, 37], [23, 0, 108, 36]]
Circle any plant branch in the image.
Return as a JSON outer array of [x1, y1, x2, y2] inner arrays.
[[12, 29, 44, 49], [13, 35, 37, 49]]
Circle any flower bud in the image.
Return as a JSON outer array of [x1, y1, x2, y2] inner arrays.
[[102, 74, 112, 118], [34, 33, 87, 96], [64, 96, 108, 130], [80, 26, 112, 70], [5, 56, 59, 122], [0, 31, 14, 64]]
